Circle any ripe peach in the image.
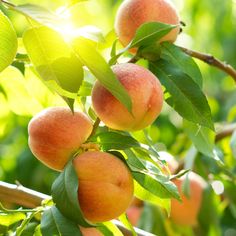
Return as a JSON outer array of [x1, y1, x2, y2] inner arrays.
[[73, 151, 134, 223], [126, 205, 143, 226], [126, 197, 143, 226], [28, 107, 93, 171], [171, 172, 207, 226], [92, 63, 163, 131], [80, 227, 103, 236], [115, 0, 180, 53]]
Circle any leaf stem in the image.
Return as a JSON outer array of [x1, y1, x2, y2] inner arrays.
[[179, 46, 236, 83], [89, 117, 100, 138]]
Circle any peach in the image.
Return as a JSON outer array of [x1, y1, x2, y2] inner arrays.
[[80, 227, 103, 236], [126, 197, 143, 226], [126, 205, 143, 226], [92, 63, 163, 131], [73, 151, 134, 223], [171, 172, 207, 226], [28, 107, 93, 171], [115, 0, 180, 53]]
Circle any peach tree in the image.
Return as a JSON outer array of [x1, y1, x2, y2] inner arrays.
[[0, 0, 236, 235]]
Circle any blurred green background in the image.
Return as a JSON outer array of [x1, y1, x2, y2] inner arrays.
[[0, 0, 236, 235]]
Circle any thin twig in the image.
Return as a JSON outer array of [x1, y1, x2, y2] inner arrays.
[[0, 0, 16, 7], [179, 46, 236, 83], [215, 123, 236, 142], [0, 181, 154, 236]]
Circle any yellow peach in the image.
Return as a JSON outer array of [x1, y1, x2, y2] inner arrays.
[[73, 151, 134, 223], [28, 107, 93, 171], [92, 63, 163, 131], [115, 0, 180, 53], [171, 172, 207, 226]]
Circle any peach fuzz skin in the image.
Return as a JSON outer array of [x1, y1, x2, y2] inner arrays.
[[115, 0, 180, 53], [28, 107, 93, 171], [171, 172, 207, 226], [80, 227, 103, 236], [92, 63, 163, 131], [73, 151, 134, 223]]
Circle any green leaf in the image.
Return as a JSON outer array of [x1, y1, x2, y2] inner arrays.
[[0, 10, 18, 72], [89, 132, 140, 151], [21, 222, 39, 236], [16, 211, 38, 236], [160, 42, 203, 87], [132, 171, 179, 200], [51, 161, 92, 227], [109, 22, 175, 65], [99, 222, 123, 236], [150, 59, 214, 130], [184, 119, 215, 157], [125, 150, 180, 200], [130, 22, 176, 49], [134, 181, 171, 215], [0, 212, 25, 227], [119, 214, 137, 236], [72, 37, 132, 113], [41, 206, 82, 236], [23, 26, 84, 110]]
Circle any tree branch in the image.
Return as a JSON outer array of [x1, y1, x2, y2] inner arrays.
[[179, 46, 236, 83], [0, 181, 155, 236], [215, 123, 236, 142]]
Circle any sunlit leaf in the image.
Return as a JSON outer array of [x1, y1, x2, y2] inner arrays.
[[23, 26, 84, 110], [89, 132, 140, 151], [6, 3, 62, 28], [51, 161, 92, 227], [72, 37, 132, 113], [67, 0, 88, 8], [99, 221, 123, 236], [0, 66, 43, 116], [119, 214, 137, 236], [0, 10, 18, 72], [0, 212, 25, 227], [184, 120, 215, 158], [150, 59, 214, 130], [134, 181, 171, 215]]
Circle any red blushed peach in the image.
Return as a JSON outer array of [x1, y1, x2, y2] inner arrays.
[[28, 107, 93, 171], [92, 63, 163, 131], [73, 151, 134, 223], [115, 0, 180, 53], [171, 172, 207, 226]]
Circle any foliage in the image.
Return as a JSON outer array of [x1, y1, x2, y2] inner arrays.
[[0, 0, 236, 235]]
